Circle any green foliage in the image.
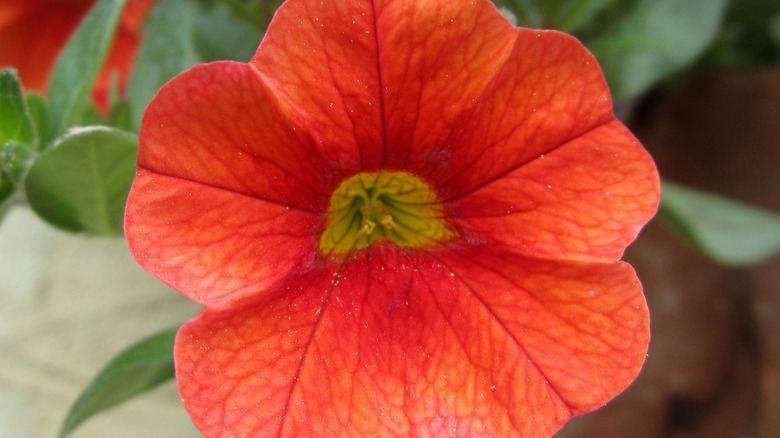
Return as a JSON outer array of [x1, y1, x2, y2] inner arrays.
[[24, 127, 137, 235], [81, 99, 134, 131], [703, 0, 780, 67], [588, 0, 729, 101], [216, 0, 284, 33], [660, 182, 780, 267], [493, 0, 729, 100], [503, 0, 618, 32], [47, 0, 127, 135], [551, 0, 617, 33], [127, 0, 201, 129], [771, 14, 780, 49], [0, 70, 35, 146], [0, 69, 35, 209], [498, 0, 543, 27], [58, 328, 177, 438], [193, 0, 265, 63], [24, 93, 53, 150]]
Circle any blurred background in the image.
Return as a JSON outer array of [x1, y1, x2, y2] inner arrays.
[[1, 0, 779, 436]]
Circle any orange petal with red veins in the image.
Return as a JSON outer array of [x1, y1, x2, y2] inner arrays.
[[251, 0, 385, 170], [451, 120, 659, 262], [438, 246, 649, 415], [374, 0, 517, 167], [426, 29, 617, 199], [250, 0, 521, 171], [125, 169, 320, 308], [176, 244, 648, 437], [137, 61, 337, 211]]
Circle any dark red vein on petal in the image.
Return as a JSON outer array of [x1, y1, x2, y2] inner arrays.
[[274, 259, 351, 437], [442, 116, 613, 204], [414, 262, 521, 431], [430, 252, 576, 414], [369, 0, 389, 167], [465, 253, 628, 352], [244, 62, 346, 188], [138, 166, 324, 214]]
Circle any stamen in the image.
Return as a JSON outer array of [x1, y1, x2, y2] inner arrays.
[[361, 219, 376, 235], [319, 171, 456, 255], [381, 214, 395, 229]]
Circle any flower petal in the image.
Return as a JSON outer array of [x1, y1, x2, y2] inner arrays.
[[175, 263, 339, 437], [438, 246, 649, 415], [251, 0, 384, 170], [375, 0, 517, 167], [177, 244, 647, 437], [450, 120, 659, 262], [422, 29, 618, 199], [250, 0, 519, 171], [137, 61, 336, 211], [125, 169, 320, 308]]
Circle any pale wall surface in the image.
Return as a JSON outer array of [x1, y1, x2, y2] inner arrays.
[[0, 206, 202, 437]]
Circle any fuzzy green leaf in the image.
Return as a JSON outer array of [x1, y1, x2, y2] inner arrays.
[[0, 69, 35, 207], [0, 69, 35, 145], [24, 126, 136, 235]]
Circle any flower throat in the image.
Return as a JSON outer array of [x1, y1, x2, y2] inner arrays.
[[318, 172, 456, 255]]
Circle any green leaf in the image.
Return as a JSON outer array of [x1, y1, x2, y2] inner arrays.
[[1, 69, 35, 207], [25, 93, 53, 150], [24, 126, 137, 235], [128, 0, 200, 129], [660, 182, 780, 267], [106, 100, 133, 131], [0, 69, 35, 146], [0, 140, 31, 206], [552, 0, 617, 33], [47, 0, 127, 135], [58, 327, 178, 438], [499, 0, 543, 28], [770, 13, 780, 49], [193, 0, 265, 63], [77, 99, 133, 131], [0, 168, 12, 206], [589, 0, 728, 100]]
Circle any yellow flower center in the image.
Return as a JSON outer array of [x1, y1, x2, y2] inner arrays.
[[318, 171, 456, 255]]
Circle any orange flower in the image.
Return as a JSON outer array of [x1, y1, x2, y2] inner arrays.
[[125, 0, 660, 435], [0, 0, 154, 112]]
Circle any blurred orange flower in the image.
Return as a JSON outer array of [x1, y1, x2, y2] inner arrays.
[[0, 0, 154, 112]]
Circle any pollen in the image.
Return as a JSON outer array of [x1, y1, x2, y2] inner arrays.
[[318, 171, 456, 256]]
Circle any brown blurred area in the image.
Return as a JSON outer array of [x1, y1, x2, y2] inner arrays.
[[557, 69, 780, 438]]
